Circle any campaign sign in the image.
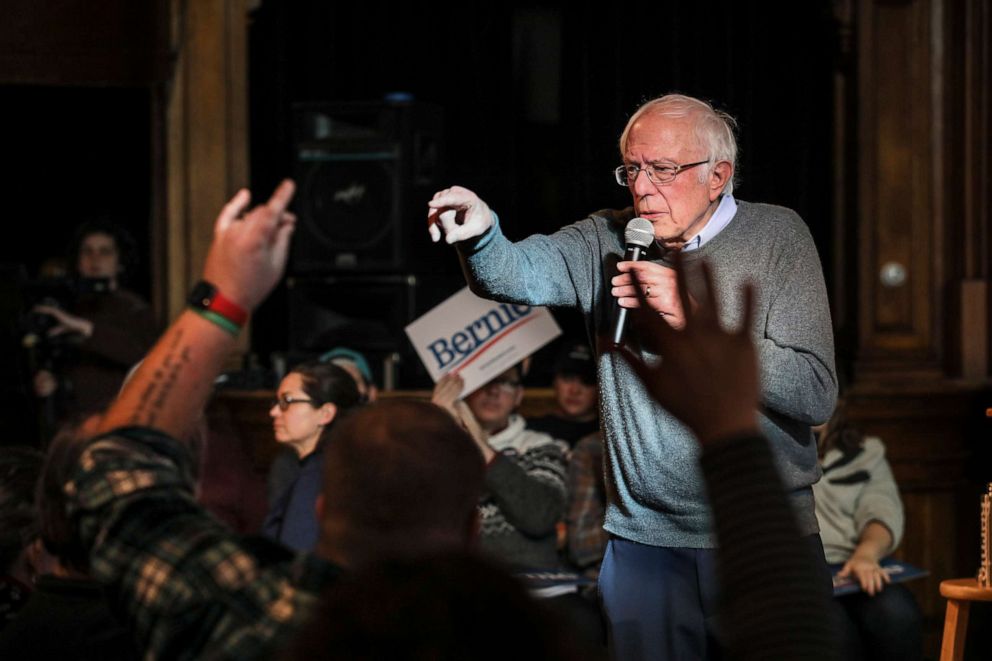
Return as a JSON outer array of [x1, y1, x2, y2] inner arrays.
[[405, 287, 562, 396]]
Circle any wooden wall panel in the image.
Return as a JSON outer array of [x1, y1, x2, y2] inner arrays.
[[855, 0, 944, 379], [839, 5, 992, 654], [848, 0, 992, 384]]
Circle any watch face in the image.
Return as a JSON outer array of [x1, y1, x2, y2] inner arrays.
[[188, 281, 217, 309]]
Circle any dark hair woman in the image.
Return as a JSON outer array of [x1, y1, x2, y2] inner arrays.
[[262, 362, 360, 551]]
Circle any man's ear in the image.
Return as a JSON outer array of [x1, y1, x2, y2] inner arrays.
[[708, 161, 733, 200]]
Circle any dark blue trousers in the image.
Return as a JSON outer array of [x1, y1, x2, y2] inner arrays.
[[599, 535, 830, 661]]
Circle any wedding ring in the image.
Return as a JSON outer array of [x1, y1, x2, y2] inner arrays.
[[645, 285, 652, 297]]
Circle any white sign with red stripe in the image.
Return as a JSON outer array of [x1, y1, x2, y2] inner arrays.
[[405, 286, 562, 396]]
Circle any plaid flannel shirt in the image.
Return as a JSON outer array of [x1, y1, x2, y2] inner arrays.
[[67, 427, 340, 660], [565, 433, 607, 573]]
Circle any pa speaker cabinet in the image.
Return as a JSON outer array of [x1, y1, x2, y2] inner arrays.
[[286, 272, 461, 389], [290, 100, 443, 274]]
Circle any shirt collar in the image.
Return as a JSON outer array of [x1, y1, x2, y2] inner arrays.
[[680, 194, 737, 252]]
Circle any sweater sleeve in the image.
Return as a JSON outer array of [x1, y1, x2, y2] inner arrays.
[[756, 229, 838, 426], [700, 434, 840, 661], [457, 213, 600, 310], [484, 444, 567, 537], [852, 440, 905, 551]]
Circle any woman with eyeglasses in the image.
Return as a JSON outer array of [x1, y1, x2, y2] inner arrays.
[[261, 361, 360, 551]]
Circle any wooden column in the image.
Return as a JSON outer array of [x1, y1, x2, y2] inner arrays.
[[159, 0, 250, 363]]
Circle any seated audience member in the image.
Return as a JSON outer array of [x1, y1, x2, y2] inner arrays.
[[0, 447, 44, 631], [319, 347, 379, 404], [528, 341, 600, 448], [814, 406, 923, 661], [286, 552, 598, 661], [565, 432, 607, 577], [263, 361, 360, 551], [434, 367, 567, 570], [32, 220, 157, 422], [0, 426, 139, 659], [613, 257, 839, 661], [267, 347, 376, 506], [58, 182, 487, 659]]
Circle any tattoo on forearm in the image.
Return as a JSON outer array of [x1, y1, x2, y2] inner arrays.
[[129, 328, 193, 426]]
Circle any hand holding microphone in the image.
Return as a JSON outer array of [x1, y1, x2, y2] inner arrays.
[[611, 219, 690, 344], [611, 218, 654, 345]]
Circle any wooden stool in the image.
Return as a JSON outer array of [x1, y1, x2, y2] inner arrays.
[[939, 578, 992, 660]]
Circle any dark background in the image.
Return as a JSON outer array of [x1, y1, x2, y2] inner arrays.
[[0, 0, 837, 402], [245, 1, 837, 384]]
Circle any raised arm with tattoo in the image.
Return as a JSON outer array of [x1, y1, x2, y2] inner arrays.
[[96, 181, 296, 439]]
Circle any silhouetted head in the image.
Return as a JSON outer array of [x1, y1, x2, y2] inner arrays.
[[316, 400, 485, 567], [286, 552, 588, 661]]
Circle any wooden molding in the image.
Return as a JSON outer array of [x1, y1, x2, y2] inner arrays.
[[163, 0, 250, 367]]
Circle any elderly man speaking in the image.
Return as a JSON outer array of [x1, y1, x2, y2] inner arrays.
[[428, 93, 837, 660]]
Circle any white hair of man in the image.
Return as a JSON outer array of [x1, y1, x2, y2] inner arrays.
[[619, 94, 739, 196]]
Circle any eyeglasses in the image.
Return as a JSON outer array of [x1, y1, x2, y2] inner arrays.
[[614, 159, 710, 186], [271, 395, 315, 411], [483, 378, 522, 394]]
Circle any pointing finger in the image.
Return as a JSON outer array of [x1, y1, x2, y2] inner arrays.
[[216, 189, 251, 234], [427, 186, 477, 210], [265, 179, 296, 216]]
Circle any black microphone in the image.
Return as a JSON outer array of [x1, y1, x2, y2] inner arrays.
[[612, 217, 655, 346]]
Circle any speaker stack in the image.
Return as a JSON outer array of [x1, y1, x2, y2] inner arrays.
[[286, 99, 458, 388]]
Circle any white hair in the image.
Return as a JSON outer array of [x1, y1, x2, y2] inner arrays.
[[619, 94, 739, 195]]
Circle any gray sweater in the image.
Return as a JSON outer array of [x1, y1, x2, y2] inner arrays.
[[458, 201, 838, 547]]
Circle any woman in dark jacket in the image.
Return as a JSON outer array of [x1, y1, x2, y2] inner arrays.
[[262, 361, 360, 551]]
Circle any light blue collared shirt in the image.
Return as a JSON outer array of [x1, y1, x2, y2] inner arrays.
[[679, 194, 737, 252]]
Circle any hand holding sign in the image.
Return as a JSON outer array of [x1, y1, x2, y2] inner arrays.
[[406, 287, 561, 396]]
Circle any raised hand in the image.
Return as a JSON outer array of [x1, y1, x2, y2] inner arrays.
[[430, 372, 493, 461], [613, 253, 759, 445], [427, 186, 494, 244], [97, 180, 297, 439], [202, 180, 297, 311], [431, 372, 465, 416]]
